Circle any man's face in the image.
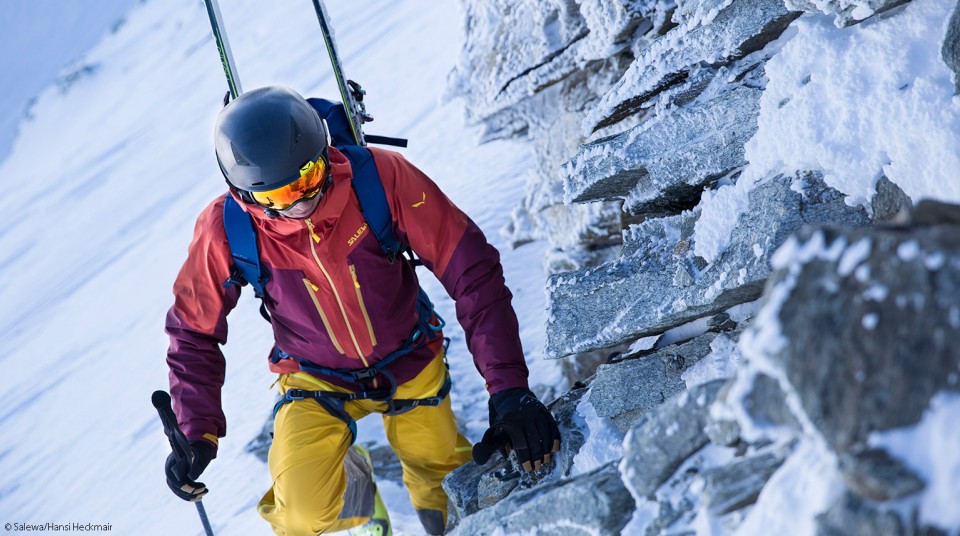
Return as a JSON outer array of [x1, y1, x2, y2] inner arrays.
[[276, 192, 323, 219]]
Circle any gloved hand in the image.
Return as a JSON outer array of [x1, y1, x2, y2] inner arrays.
[[473, 388, 561, 472], [165, 440, 215, 502]]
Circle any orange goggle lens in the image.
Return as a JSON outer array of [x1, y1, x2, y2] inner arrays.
[[251, 157, 328, 210]]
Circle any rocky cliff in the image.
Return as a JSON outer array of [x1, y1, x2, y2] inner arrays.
[[442, 0, 960, 533]]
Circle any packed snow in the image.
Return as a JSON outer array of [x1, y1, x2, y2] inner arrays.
[[570, 397, 624, 476], [693, 0, 960, 263], [745, 0, 960, 208]]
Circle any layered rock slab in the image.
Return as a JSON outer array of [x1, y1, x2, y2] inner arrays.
[[589, 330, 720, 432], [450, 462, 635, 535], [444, 387, 588, 519], [584, 0, 800, 132], [546, 173, 870, 358], [563, 85, 761, 216], [621, 380, 725, 497]]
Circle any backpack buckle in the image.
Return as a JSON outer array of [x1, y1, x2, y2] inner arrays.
[[351, 368, 378, 382]]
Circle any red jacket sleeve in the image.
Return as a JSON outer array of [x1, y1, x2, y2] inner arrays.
[[165, 195, 241, 443], [371, 148, 530, 394]]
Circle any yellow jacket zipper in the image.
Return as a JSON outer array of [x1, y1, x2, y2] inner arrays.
[[302, 278, 345, 355], [305, 218, 371, 368], [349, 264, 377, 348]]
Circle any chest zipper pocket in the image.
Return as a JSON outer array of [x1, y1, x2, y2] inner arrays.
[[349, 264, 378, 348], [302, 278, 346, 355]]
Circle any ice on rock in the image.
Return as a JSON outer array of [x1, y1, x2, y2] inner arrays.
[[547, 173, 868, 358], [583, 0, 800, 132]]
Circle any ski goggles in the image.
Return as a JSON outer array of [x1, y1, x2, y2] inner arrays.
[[250, 156, 328, 210]]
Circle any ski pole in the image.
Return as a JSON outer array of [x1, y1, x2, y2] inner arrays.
[[152, 390, 216, 536]]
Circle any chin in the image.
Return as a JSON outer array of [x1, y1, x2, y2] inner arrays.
[[278, 195, 322, 219]]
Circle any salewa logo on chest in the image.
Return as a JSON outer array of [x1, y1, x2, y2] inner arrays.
[[348, 223, 368, 246]]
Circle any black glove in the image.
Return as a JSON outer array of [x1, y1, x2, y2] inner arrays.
[[473, 388, 561, 472], [165, 440, 215, 502]]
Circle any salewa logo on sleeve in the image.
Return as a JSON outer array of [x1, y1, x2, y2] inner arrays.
[[348, 223, 368, 246], [412, 192, 426, 208]]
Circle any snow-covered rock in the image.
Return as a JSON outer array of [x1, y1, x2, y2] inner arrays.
[[765, 205, 960, 455], [583, 0, 800, 132], [698, 446, 788, 515], [785, 0, 909, 27], [450, 462, 635, 535], [546, 172, 871, 358], [562, 85, 761, 216], [944, 0, 960, 92], [620, 380, 724, 498], [446, 0, 960, 532], [589, 330, 722, 432]]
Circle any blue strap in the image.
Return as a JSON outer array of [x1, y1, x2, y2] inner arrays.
[[339, 145, 403, 263], [222, 195, 269, 299]]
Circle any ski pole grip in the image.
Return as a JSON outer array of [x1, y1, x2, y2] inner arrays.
[[152, 390, 192, 462]]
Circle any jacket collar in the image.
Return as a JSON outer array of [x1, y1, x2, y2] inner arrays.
[[228, 146, 353, 237]]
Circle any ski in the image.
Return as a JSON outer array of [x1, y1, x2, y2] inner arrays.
[[309, 0, 370, 146], [200, 0, 405, 146], [203, 0, 243, 101]]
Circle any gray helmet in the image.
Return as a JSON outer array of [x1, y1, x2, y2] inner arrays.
[[214, 86, 330, 192]]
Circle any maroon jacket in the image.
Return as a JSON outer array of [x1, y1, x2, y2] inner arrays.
[[166, 147, 529, 442]]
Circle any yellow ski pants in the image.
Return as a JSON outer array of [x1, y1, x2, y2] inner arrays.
[[257, 352, 473, 535]]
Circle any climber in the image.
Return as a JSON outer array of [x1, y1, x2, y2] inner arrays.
[[162, 86, 560, 536]]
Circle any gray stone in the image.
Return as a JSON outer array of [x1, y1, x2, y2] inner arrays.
[[451, 0, 674, 127], [700, 448, 789, 515], [443, 454, 518, 519], [548, 386, 591, 479], [367, 444, 404, 483], [585, 0, 800, 131], [245, 407, 275, 463], [911, 198, 960, 226], [945, 0, 960, 93], [786, 0, 910, 27], [743, 373, 802, 432], [451, 0, 588, 123], [563, 86, 761, 217], [816, 493, 906, 536], [704, 411, 742, 447], [546, 172, 870, 358], [590, 331, 719, 432], [443, 387, 589, 518], [621, 380, 725, 497], [838, 448, 926, 501], [872, 176, 913, 224], [766, 211, 960, 454], [451, 462, 635, 536]]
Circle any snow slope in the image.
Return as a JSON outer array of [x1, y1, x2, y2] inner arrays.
[[0, 0, 138, 163], [0, 1, 560, 534]]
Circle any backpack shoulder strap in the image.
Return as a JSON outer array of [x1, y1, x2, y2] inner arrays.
[[340, 145, 404, 263], [222, 195, 271, 319]]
